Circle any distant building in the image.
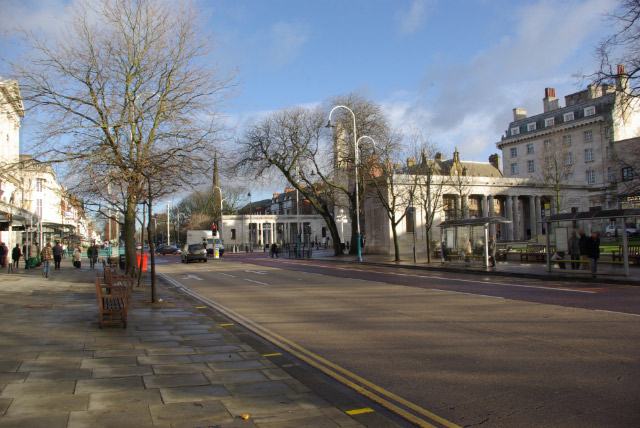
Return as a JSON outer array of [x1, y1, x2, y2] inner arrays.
[[496, 65, 640, 210]]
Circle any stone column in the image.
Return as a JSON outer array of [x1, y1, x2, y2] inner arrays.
[[535, 197, 542, 235], [505, 196, 513, 240], [529, 195, 536, 240], [513, 196, 520, 241], [488, 196, 495, 237], [482, 196, 488, 217], [455, 196, 461, 219], [463, 195, 469, 219]]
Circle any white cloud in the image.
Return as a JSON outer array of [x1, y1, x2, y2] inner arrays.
[[392, 0, 617, 161], [266, 20, 309, 68], [395, 0, 433, 37]]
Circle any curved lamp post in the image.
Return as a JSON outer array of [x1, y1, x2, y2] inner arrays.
[[327, 106, 376, 262]]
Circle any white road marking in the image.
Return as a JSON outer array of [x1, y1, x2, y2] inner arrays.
[[220, 273, 236, 278], [244, 278, 268, 286], [245, 270, 267, 275], [596, 309, 640, 317], [183, 274, 203, 281]]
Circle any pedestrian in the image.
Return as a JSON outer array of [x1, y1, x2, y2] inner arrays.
[[23, 243, 29, 269], [87, 242, 98, 269], [568, 231, 580, 270], [72, 245, 82, 269], [12, 243, 21, 271], [52, 241, 63, 270], [463, 239, 473, 265], [270, 243, 278, 258], [578, 231, 588, 270], [586, 231, 601, 278], [488, 235, 496, 267], [0, 242, 7, 268], [40, 242, 53, 278]]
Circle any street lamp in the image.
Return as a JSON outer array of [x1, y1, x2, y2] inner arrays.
[[213, 185, 224, 240], [248, 192, 252, 251], [326, 106, 376, 262]]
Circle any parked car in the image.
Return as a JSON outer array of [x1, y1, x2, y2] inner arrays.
[[156, 244, 181, 255], [605, 224, 639, 237], [181, 244, 207, 263]]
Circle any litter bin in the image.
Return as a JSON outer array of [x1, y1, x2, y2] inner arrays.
[[119, 254, 126, 270], [214, 247, 219, 259], [136, 253, 148, 271]]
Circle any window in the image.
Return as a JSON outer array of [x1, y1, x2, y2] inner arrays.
[[511, 163, 519, 174], [510, 127, 520, 136], [406, 207, 415, 233], [606, 146, 611, 158], [562, 134, 572, 145], [36, 199, 43, 218], [584, 130, 593, 143], [510, 147, 517, 158], [608, 167, 613, 182], [584, 106, 595, 116], [527, 143, 534, 154], [622, 167, 634, 181], [565, 153, 573, 165], [545, 117, 555, 127], [563, 112, 574, 122], [587, 170, 596, 184], [230, 229, 236, 240], [527, 123, 536, 131], [543, 139, 552, 148], [36, 179, 44, 192], [585, 148, 594, 162], [565, 173, 573, 181], [528, 160, 535, 172], [605, 126, 611, 139]]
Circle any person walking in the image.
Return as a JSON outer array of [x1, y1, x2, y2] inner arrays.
[[40, 242, 53, 278], [12, 243, 21, 271], [87, 243, 98, 269], [586, 231, 601, 278], [488, 235, 496, 267], [578, 231, 588, 270], [72, 245, 82, 269], [52, 241, 63, 270], [463, 239, 473, 265], [568, 231, 581, 270], [270, 243, 278, 258], [0, 242, 7, 268]]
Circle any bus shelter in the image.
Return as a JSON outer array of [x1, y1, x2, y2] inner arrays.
[[438, 216, 512, 268], [541, 208, 640, 276]]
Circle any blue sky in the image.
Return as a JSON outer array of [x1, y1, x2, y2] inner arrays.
[[0, 0, 620, 197]]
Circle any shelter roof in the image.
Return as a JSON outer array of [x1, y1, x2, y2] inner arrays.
[[542, 208, 640, 223]]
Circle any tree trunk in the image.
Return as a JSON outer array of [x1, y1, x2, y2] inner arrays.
[[147, 195, 157, 303], [391, 219, 400, 262], [124, 196, 138, 277], [426, 231, 432, 263]]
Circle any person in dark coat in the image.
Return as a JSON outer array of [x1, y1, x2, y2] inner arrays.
[[87, 243, 99, 269], [578, 231, 588, 270], [0, 242, 7, 268], [52, 241, 63, 270], [585, 231, 600, 278], [12, 244, 22, 270]]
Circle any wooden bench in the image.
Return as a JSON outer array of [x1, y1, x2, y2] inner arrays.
[[611, 245, 640, 265], [520, 244, 550, 263], [94, 278, 129, 328], [495, 244, 509, 261]]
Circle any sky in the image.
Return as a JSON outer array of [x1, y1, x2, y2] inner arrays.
[[0, 0, 620, 199]]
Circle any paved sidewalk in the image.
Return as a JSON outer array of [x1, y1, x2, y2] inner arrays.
[[0, 260, 392, 428]]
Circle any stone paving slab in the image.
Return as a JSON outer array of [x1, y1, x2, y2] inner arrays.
[[0, 263, 371, 428]]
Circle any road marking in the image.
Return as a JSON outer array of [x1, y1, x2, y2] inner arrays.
[[160, 273, 460, 428], [434, 289, 504, 299], [220, 273, 236, 278], [220, 323, 234, 326], [596, 309, 640, 317], [195, 306, 207, 309], [263, 353, 283, 357], [245, 270, 267, 275], [346, 408, 374, 415], [244, 278, 268, 286], [183, 274, 203, 281]]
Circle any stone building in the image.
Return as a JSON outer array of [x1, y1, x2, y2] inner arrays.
[[496, 65, 640, 211]]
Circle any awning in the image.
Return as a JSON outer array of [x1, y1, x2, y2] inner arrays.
[[438, 216, 512, 227], [542, 208, 640, 223]]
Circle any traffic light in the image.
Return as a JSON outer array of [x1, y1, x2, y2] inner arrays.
[[212, 223, 218, 236]]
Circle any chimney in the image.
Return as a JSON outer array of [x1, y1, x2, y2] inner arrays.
[[435, 152, 444, 161], [407, 157, 416, 167], [489, 153, 501, 172], [284, 187, 294, 193], [272, 193, 280, 199], [543, 88, 559, 113], [513, 108, 527, 121], [616, 64, 629, 92]]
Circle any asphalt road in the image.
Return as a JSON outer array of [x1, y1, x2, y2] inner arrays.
[[156, 253, 640, 428]]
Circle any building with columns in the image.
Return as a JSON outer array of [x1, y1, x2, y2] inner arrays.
[[363, 149, 591, 255], [496, 66, 640, 211]]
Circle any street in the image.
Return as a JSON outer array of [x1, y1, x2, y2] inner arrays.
[[156, 253, 640, 428]]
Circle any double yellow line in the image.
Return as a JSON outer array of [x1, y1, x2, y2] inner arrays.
[[163, 273, 460, 428]]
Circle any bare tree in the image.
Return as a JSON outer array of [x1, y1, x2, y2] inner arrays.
[[537, 133, 574, 213], [6, 0, 234, 277], [235, 106, 344, 256]]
